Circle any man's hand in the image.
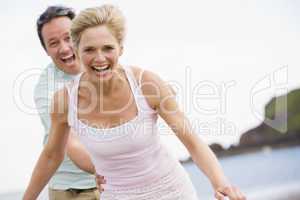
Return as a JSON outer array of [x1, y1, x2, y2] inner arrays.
[[95, 174, 106, 193], [215, 185, 246, 200]]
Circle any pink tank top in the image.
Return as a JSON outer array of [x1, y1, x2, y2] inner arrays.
[[66, 66, 178, 190]]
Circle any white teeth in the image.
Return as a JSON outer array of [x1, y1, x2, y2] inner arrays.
[[93, 65, 108, 70], [91, 65, 110, 73], [61, 55, 73, 59], [61, 55, 74, 64]]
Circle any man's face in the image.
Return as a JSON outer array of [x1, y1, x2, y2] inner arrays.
[[41, 16, 81, 75]]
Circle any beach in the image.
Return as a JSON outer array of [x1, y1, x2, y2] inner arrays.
[[2, 146, 300, 200]]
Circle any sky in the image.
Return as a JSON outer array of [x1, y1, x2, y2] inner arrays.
[[0, 0, 300, 193]]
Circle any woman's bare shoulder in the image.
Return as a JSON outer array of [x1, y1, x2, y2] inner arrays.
[[51, 87, 69, 122], [130, 66, 162, 86], [130, 66, 168, 109]]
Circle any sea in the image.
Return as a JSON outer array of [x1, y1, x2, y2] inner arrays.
[[1, 146, 299, 200]]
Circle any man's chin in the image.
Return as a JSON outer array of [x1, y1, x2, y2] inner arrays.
[[57, 63, 81, 75], [67, 66, 81, 75]]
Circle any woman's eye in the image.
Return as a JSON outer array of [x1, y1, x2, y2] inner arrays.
[[103, 46, 114, 51], [65, 36, 71, 42], [84, 48, 94, 53]]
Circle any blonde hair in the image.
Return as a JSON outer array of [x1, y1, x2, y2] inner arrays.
[[71, 4, 125, 48]]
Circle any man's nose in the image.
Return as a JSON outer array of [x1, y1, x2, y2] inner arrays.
[[59, 41, 72, 54]]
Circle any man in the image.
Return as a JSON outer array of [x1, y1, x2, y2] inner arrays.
[[34, 6, 102, 199]]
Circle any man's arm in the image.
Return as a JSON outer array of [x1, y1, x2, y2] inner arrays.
[[34, 71, 52, 144]]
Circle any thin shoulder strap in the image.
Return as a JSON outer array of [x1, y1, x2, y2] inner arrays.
[[65, 81, 75, 127], [66, 73, 82, 127], [123, 66, 142, 112], [138, 68, 145, 87], [124, 66, 158, 114]]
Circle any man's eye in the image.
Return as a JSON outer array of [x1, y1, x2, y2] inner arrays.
[[49, 42, 58, 47]]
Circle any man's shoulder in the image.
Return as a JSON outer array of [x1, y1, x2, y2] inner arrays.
[[34, 63, 69, 98], [36, 62, 56, 82]]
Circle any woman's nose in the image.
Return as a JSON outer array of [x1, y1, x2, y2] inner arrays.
[[95, 51, 106, 62]]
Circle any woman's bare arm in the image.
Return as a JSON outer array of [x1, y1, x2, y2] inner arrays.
[[137, 68, 246, 200], [66, 131, 95, 174], [23, 89, 70, 200]]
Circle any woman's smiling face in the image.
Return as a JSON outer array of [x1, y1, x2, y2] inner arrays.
[[77, 25, 123, 83]]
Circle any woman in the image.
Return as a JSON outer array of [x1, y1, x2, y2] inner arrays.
[[23, 5, 246, 200]]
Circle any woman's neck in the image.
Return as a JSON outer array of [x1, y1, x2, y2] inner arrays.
[[85, 70, 124, 98]]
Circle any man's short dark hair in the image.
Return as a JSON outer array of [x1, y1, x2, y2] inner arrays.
[[37, 6, 75, 50]]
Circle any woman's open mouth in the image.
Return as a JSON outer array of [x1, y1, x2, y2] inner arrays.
[[91, 65, 110, 72], [91, 65, 112, 77]]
